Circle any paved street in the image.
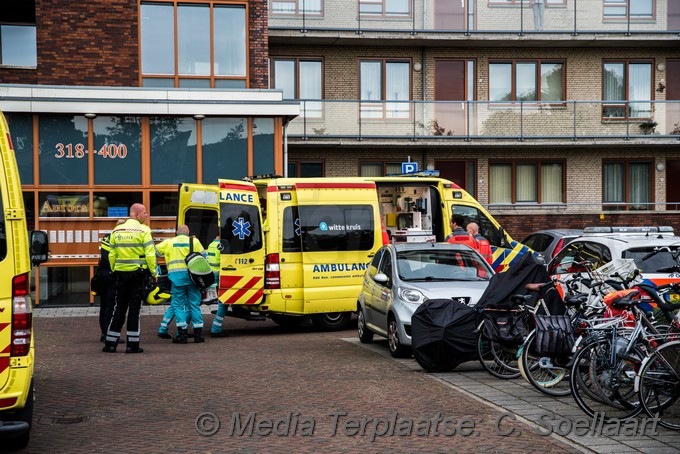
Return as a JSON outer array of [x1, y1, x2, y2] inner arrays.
[[11, 306, 679, 453]]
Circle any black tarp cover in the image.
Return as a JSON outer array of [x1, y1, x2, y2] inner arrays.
[[411, 299, 478, 373], [475, 252, 566, 316]]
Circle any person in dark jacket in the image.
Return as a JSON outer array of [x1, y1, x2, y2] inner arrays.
[[98, 219, 125, 343]]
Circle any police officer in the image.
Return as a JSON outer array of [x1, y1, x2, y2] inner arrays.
[[103, 203, 158, 353], [98, 219, 125, 343], [208, 235, 229, 338], [156, 224, 207, 344]]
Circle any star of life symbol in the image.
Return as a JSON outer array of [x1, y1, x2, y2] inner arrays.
[[294, 218, 301, 236], [232, 217, 252, 240]]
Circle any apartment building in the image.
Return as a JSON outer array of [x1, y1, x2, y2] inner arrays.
[[0, 0, 298, 305], [268, 0, 680, 234]]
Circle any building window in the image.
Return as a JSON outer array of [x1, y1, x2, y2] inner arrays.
[[603, 160, 652, 211], [360, 162, 402, 176], [0, 0, 36, 67], [359, 0, 410, 17], [150, 117, 197, 185], [489, 61, 564, 103], [271, 58, 323, 117], [603, 0, 654, 21], [489, 0, 564, 4], [140, 1, 247, 88], [603, 61, 653, 119], [270, 0, 322, 15], [93, 116, 142, 185], [202, 117, 248, 183], [6, 114, 34, 185], [38, 115, 89, 185], [360, 60, 411, 119], [288, 161, 324, 177], [489, 161, 564, 204]]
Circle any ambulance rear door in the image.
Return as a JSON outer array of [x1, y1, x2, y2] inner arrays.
[[177, 183, 219, 249], [217, 179, 265, 306]]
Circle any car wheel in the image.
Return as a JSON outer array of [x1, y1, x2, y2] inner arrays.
[[388, 317, 410, 358], [357, 308, 374, 343], [310, 312, 352, 331]]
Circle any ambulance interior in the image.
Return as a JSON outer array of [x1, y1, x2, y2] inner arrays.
[[377, 185, 438, 243]]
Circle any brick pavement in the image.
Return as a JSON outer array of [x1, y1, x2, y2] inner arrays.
[[16, 307, 587, 454]]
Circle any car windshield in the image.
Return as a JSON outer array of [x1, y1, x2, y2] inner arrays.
[[623, 247, 680, 273], [396, 249, 490, 281]]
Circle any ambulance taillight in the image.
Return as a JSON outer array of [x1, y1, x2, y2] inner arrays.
[[265, 253, 281, 289], [11, 273, 32, 357]]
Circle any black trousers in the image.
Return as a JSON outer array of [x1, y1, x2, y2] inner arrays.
[[98, 270, 115, 336], [106, 270, 146, 347]]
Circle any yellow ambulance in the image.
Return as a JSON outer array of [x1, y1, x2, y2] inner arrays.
[[179, 177, 383, 330], [0, 112, 49, 449], [178, 175, 532, 331]]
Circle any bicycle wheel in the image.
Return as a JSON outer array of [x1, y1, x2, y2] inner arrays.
[[477, 332, 520, 379], [520, 331, 571, 397], [569, 337, 645, 421], [638, 340, 680, 430]]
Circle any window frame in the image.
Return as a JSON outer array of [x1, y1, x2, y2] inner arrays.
[[270, 57, 324, 118], [602, 159, 654, 211], [287, 160, 325, 177], [603, 0, 655, 22], [359, 58, 412, 120], [488, 0, 565, 5], [601, 59, 654, 121], [139, 0, 249, 88], [358, 0, 412, 18], [488, 59, 566, 105], [269, 0, 323, 16], [488, 159, 566, 205], [359, 161, 403, 177]]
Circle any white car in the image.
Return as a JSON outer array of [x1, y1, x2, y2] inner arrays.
[[548, 226, 680, 301], [357, 242, 493, 357]]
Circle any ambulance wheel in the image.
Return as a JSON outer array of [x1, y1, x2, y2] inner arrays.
[[311, 312, 352, 331], [270, 314, 309, 328], [4, 382, 33, 449]]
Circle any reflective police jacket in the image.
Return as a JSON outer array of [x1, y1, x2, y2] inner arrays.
[[108, 218, 158, 276], [156, 234, 206, 286]]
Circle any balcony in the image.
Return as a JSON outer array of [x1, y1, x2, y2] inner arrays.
[[268, 0, 680, 47], [286, 99, 680, 142]]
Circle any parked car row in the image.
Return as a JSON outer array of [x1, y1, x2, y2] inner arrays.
[[358, 225, 680, 358]]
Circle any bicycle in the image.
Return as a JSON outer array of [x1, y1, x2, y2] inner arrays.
[[569, 287, 680, 422]]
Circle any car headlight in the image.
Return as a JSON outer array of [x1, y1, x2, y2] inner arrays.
[[398, 287, 426, 304]]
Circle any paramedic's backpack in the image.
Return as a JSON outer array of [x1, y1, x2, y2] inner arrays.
[[185, 236, 215, 289]]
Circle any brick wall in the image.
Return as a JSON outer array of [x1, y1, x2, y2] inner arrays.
[[495, 212, 680, 242], [0, 0, 269, 89], [249, 0, 269, 89]]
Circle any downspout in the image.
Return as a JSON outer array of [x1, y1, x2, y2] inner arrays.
[[283, 120, 289, 177]]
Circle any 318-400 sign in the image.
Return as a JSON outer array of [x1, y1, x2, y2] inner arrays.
[[54, 143, 128, 159]]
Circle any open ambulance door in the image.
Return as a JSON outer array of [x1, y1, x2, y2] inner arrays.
[[177, 183, 219, 249], [217, 179, 266, 306]]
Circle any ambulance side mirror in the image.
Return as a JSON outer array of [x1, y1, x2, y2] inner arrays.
[[30, 230, 49, 266]]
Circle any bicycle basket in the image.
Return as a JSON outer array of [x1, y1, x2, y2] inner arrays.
[[481, 307, 527, 346], [592, 259, 642, 293], [533, 314, 575, 356]]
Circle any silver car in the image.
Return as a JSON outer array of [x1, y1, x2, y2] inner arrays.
[[357, 242, 493, 357]]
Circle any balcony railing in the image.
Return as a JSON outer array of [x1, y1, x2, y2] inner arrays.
[[268, 0, 680, 35], [287, 100, 680, 141]]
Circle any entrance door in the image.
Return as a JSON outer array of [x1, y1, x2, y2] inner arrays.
[[435, 60, 466, 136], [434, 161, 474, 194], [667, 160, 680, 210], [435, 0, 465, 30]]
